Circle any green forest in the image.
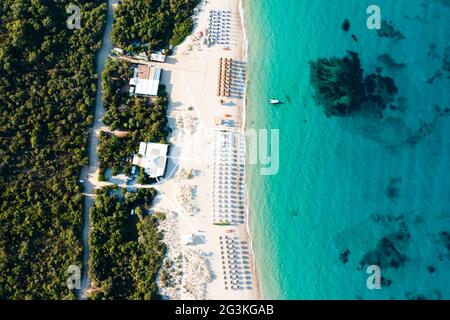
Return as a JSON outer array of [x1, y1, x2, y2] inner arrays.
[[98, 58, 169, 176], [111, 0, 200, 52], [0, 0, 197, 300], [0, 0, 106, 298], [89, 187, 165, 299], [102, 59, 169, 141], [94, 0, 200, 299], [95, 0, 203, 296], [98, 132, 134, 177]]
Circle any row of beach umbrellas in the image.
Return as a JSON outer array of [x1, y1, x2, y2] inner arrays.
[[219, 235, 253, 291], [208, 10, 232, 46], [217, 58, 233, 97], [211, 132, 246, 222]]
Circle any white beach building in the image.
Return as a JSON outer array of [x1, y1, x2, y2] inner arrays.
[[129, 64, 162, 97], [150, 51, 167, 63], [132, 142, 169, 178], [111, 0, 120, 10], [112, 47, 124, 55]]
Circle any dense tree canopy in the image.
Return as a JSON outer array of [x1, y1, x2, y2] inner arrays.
[[93, 0, 202, 297], [98, 59, 169, 175], [0, 0, 106, 299], [89, 187, 165, 299], [111, 0, 200, 52], [102, 59, 169, 141], [1, 0, 197, 300], [98, 132, 134, 176]]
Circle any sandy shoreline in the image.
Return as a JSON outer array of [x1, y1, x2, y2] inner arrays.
[[150, 0, 260, 300]]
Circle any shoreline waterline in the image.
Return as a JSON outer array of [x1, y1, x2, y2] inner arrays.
[[240, 0, 261, 300], [151, 0, 260, 300], [243, 0, 450, 299]]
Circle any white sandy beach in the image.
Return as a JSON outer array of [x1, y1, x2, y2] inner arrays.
[[79, 0, 258, 300], [150, 0, 260, 300]]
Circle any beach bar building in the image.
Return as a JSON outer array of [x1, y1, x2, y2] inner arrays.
[[129, 64, 161, 97], [132, 142, 169, 178], [150, 51, 167, 63]]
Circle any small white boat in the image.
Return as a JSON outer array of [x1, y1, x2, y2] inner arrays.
[[269, 99, 281, 105]]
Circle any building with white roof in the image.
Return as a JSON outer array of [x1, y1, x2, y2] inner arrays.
[[150, 51, 166, 63], [129, 64, 161, 97], [132, 142, 169, 178], [112, 47, 124, 55]]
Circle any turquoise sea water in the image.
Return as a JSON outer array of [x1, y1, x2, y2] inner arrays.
[[245, 0, 450, 299]]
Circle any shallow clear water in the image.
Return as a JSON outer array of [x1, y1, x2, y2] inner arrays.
[[245, 0, 450, 299]]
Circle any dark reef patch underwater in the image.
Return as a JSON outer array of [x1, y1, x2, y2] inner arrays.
[[358, 224, 411, 270], [309, 46, 450, 150], [377, 53, 407, 69], [385, 177, 402, 202], [310, 51, 398, 118], [377, 20, 406, 40], [249, 0, 450, 299], [304, 1, 450, 299]]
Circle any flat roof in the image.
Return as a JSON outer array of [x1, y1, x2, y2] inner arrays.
[[129, 65, 161, 96], [138, 141, 147, 155], [137, 64, 149, 79], [132, 142, 169, 178], [150, 52, 166, 62]]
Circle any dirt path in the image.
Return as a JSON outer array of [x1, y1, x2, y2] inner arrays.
[[78, 0, 114, 299]]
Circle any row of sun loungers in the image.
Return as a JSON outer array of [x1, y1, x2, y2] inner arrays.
[[211, 131, 246, 225], [207, 10, 232, 46], [220, 235, 253, 291]]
